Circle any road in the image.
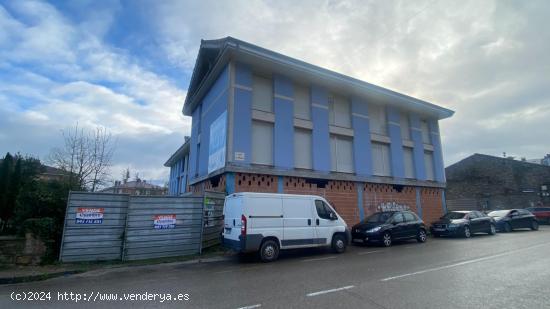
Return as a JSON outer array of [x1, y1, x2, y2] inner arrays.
[[2, 226, 550, 309]]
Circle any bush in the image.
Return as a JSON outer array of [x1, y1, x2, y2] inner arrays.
[[22, 218, 57, 264]]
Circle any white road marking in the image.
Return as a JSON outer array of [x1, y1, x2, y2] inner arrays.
[[237, 304, 261, 309], [357, 250, 382, 255], [306, 285, 355, 297], [301, 256, 337, 262], [381, 242, 550, 282]]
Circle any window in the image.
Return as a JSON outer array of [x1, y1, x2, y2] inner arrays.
[[294, 84, 310, 120], [392, 213, 404, 223], [315, 200, 335, 220], [252, 121, 273, 165], [421, 120, 431, 144], [468, 212, 478, 219], [294, 128, 312, 169], [252, 75, 273, 112], [369, 104, 387, 135], [330, 135, 354, 173], [372, 142, 391, 176], [329, 95, 351, 127], [424, 151, 435, 180], [403, 212, 416, 222], [400, 112, 411, 140], [403, 147, 415, 179]]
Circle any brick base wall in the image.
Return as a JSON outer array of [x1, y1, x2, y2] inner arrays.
[[190, 172, 445, 226]]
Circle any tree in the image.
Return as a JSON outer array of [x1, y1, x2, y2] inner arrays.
[[48, 124, 116, 191], [0, 153, 42, 232]]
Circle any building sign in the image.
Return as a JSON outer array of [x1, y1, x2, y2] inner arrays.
[[377, 202, 410, 212], [153, 214, 176, 229], [75, 208, 104, 224], [208, 111, 227, 173], [234, 152, 245, 161]]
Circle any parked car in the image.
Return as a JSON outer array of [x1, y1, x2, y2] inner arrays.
[[488, 209, 539, 232], [221, 192, 350, 262], [525, 207, 550, 224], [351, 211, 427, 247], [430, 211, 496, 238]]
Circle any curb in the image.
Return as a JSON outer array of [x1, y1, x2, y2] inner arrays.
[[0, 270, 84, 285], [0, 254, 234, 285]]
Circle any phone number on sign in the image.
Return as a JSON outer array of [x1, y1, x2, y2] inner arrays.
[[10, 291, 191, 303]]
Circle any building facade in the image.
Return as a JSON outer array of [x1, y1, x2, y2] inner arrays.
[[165, 137, 190, 196], [167, 37, 454, 226], [446, 153, 550, 211]]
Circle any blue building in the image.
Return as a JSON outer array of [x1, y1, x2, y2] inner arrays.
[[166, 37, 454, 225]]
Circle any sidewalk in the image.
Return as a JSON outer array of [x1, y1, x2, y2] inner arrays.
[[0, 247, 235, 285]]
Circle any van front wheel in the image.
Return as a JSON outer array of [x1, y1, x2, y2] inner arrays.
[[331, 234, 347, 253], [259, 239, 279, 262]]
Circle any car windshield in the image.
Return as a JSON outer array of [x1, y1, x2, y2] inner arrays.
[[488, 210, 510, 217], [442, 212, 467, 219], [365, 212, 393, 223]]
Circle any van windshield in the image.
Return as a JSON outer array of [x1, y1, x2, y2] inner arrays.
[[365, 212, 393, 223]]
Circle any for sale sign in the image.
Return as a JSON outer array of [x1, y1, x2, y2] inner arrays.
[[76, 208, 104, 224], [153, 214, 176, 229]]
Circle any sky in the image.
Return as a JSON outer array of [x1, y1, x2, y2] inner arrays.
[[1, 0, 549, 186]]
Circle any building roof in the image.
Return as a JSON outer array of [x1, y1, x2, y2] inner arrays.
[[99, 179, 165, 192], [446, 153, 550, 171], [183, 37, 455, 119], [164, 136, 190, 167]]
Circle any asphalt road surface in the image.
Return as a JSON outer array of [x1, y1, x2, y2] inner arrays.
[[2, 226, 550, 309]]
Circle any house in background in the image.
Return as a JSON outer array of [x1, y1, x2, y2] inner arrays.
[[167, 37, 454, 225], [100, 177, 167, 196], [446, 153, 550, 211], [165, 136, 190, 196]]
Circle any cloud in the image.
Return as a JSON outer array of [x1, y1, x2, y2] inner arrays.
[[0, 0, 189, 185], [1, 0, 549, 187]]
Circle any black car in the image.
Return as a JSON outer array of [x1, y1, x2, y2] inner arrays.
[[351, 211, 427, 247], [430, 211, 496, 238], [488, 209, 539, 232]]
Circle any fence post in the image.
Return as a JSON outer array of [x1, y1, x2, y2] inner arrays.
[[121, 195, 131, 261], [58, 191, 72, 262], [199, 193, 207, 255]]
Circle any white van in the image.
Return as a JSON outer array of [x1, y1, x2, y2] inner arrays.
[[221, 192, 350, 262]]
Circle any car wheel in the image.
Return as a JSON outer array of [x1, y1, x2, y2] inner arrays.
[[504, 222, 512, 233], [259, 239, 279, 263], [531, 220, 539, 231], [463, 226, 471, 238], [382, 232, 392, 247], [417, 229, 427, 243], [488, 224, 496, 235], [331, 234, 347, 253]]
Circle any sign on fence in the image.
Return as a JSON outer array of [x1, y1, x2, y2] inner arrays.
[[75, 207, 104, 224], [153, 214, 176, 229]]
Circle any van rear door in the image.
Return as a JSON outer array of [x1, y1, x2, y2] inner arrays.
[[282, 197, 316, 247], [223, 195, 243, 243]]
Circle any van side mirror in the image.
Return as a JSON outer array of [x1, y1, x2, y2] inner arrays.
[[329, 212, 337, 220]]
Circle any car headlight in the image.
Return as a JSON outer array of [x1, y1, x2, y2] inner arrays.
[[366, 226, 382, 233]]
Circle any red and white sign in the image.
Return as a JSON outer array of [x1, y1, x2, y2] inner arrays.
[[76, 208, 104, 224], [153, 214, 176, 229]]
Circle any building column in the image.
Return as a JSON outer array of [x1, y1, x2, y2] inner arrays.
[[351, 97, 373, 176], [311, 85, 330, 172], [415, 187, 423, 219], [231, 63, 253, 166], [429, 120, 445, 182], [273, 75, 294, 169], [387, 107, 405, 178], [356, 182, 365, 220], [410, 114, 427, 181]]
